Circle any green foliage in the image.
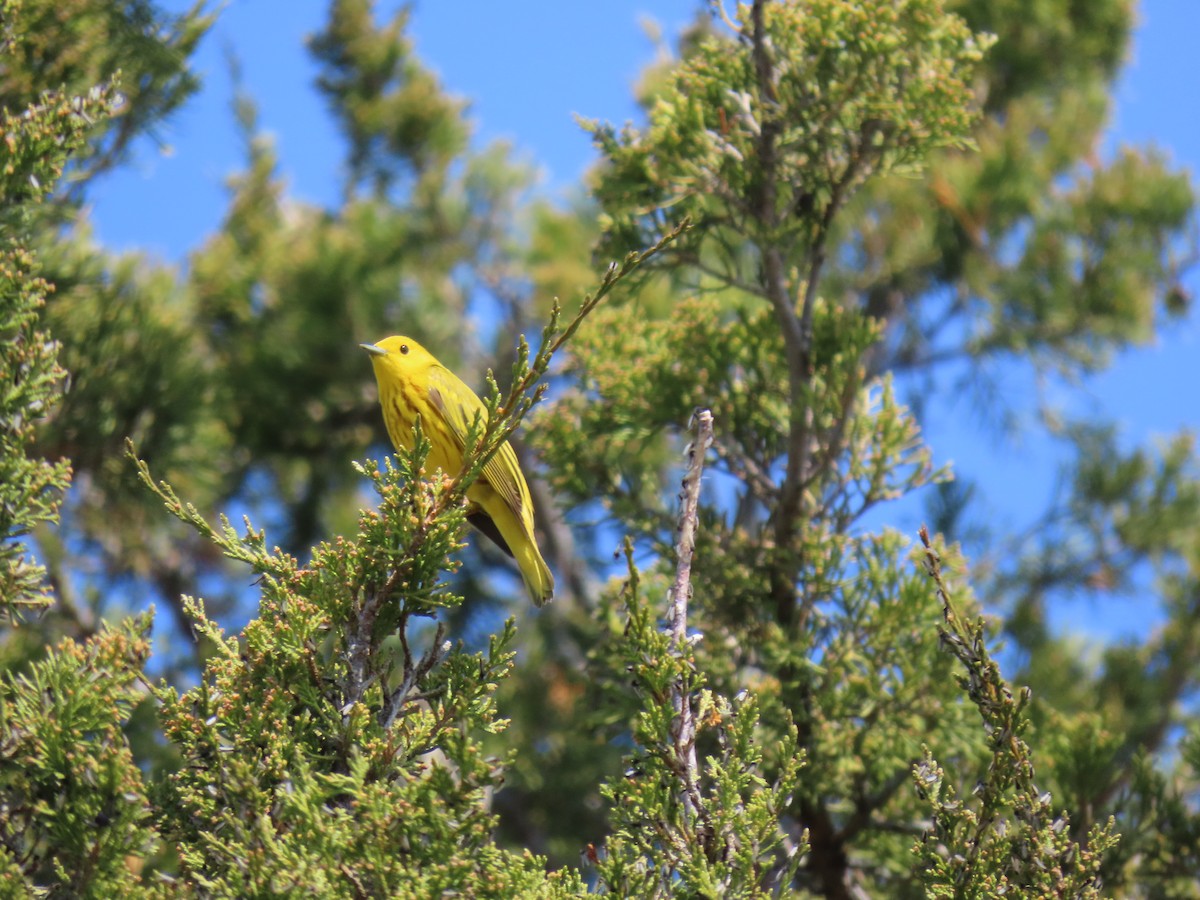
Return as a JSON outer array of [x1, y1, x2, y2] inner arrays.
[[535, 4, 1012, 891], [591, 546, 805, 898], [520, 0, 1197, 893], [0, 37, 118, 618], [137, 453, 559, 895], [0, 216, 67, 618], [993, 425, 1200, 896], [3, 0, 1200, 896], [310, 0, 469, 194], [588, 0, 989, 263], [1108, 726, 1200, 893], [914, 530, 1118, 897], [977, 146, 1193, 368], [833, 0, 1193, 379], [0, 0, 212, 184], [0, 617, 155, 894], [0, 25, 162, 894], [116, 351, 587, 894], [0, 0, 217, 669], [39, 227, 230, 532]]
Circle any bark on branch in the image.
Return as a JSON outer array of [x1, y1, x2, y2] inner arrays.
[[668, 408, 714, 827]]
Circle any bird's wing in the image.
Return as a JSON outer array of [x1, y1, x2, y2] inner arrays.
[[426, 364, 531, 525]]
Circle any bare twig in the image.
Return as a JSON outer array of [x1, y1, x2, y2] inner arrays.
[[383, 620, 449, 730], [668, 408, 714, 825]]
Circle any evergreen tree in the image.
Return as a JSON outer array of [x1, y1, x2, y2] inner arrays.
[[1, 0, 1197, 896]]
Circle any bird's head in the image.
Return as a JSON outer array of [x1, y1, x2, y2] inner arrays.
[[359, 335, 438, 376]]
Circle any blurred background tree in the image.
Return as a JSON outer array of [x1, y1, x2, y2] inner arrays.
[[3, 0, 1199, 895]]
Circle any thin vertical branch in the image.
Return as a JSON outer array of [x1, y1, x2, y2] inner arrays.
[[748, 0, 810, 626], [668, 408, 714, 826], [749, 1, 876, 629], [747, 12, 857, 887], [383, 621, 449, 730]]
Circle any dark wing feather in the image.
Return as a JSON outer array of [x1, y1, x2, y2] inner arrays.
[[467, 511, 515, 558]]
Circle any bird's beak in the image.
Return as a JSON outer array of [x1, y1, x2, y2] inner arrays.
[[359, 342, 387, 357]]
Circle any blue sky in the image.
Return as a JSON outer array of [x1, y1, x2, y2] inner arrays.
[[85, 1, 1199, 643], [88, 1, 701, 253]]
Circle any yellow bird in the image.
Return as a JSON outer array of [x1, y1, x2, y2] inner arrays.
[[361, 335, 554, 605]]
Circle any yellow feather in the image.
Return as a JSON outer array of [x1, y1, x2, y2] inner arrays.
[[361, 335, 554, 605]]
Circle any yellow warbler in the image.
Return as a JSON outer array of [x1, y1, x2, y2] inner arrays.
[[361, 335, 554, 605]]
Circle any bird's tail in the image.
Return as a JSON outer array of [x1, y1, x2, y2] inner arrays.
[[474, 490, 555, 606], [514, 538, 554, 607]]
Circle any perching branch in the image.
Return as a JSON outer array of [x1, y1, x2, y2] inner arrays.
[[440, 220, 691, 529]]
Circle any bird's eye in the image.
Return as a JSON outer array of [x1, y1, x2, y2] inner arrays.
[[400, 344, 409, 355]]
